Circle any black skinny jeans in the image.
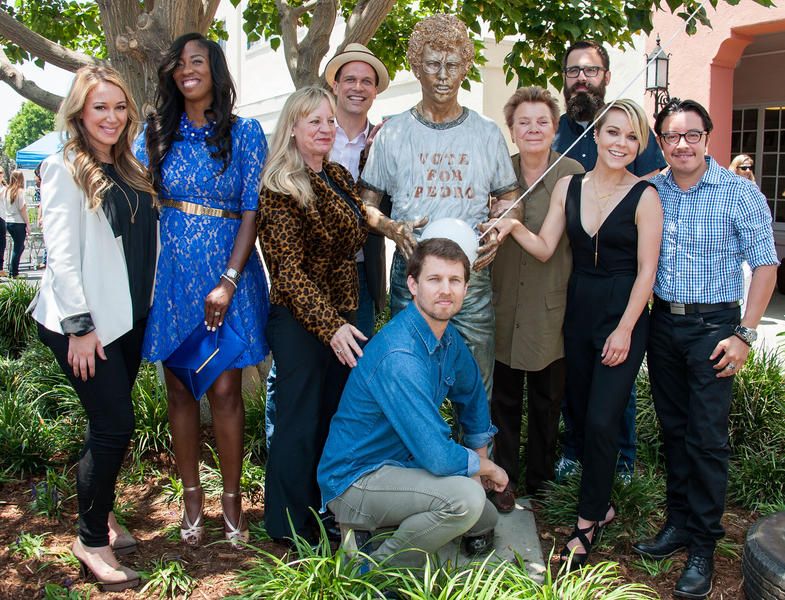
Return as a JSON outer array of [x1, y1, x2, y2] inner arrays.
[[38, 320, 145, 547], [6, 222, 25, 277]]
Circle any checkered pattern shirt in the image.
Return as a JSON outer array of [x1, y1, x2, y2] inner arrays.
[[651, 156, 779, 304]]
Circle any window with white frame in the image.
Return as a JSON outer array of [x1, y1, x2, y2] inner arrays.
[[732, 106, 785, 228]]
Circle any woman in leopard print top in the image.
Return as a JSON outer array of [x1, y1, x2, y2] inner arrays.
[[257, 86, 368, 544]]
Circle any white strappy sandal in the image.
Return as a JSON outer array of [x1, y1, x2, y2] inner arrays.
[[222, 491, 249, 548], [180, 485, 205, 546]]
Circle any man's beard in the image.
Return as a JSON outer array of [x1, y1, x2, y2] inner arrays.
[[565, 82, 606, 122]]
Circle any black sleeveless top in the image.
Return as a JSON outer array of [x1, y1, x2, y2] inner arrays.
[[564, 173, 652, 277]]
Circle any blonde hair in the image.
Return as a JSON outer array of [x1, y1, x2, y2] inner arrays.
[[56, 65, 155, 210], [596, 99, 649, 156], [5, 170, 24, 204], [730, 154, 755, 182], [261, 86, 336, 208]]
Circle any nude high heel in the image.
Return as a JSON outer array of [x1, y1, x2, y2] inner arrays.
[[180, 485, 205, 546], [72, 538, 140, 592], [222, 491, 249, 548]]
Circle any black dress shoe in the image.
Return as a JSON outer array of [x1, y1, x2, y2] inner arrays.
[[674, 554, 713, 599], [632, 524, 690, 559], [461, 529, 494, 556]]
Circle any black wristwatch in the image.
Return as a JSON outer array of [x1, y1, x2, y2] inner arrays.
[[734, 325, 758, 346]]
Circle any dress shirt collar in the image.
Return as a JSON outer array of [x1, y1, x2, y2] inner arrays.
[[335, 119, 370, 147], [658, 156, 723, 193], [402, 301, 453, 356]]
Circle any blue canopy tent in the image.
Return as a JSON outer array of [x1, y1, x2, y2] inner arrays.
[[15, 131, 64, 169]]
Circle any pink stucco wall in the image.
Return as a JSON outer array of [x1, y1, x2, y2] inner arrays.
[[648, 3, 785, 166]]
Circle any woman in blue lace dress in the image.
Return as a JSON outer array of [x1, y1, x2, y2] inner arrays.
[[137, 33, 269, 548]]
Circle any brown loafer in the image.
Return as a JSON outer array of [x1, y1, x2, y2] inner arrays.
[[489, 483, 516, 513]]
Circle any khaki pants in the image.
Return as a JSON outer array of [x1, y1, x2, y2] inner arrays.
[[328, 465, 498, 567]]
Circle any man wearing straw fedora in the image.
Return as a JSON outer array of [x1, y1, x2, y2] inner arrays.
[[325, 42, 391, 340]]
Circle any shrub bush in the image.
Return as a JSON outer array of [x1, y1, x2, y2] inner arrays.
[[0, 279, 38, 357]]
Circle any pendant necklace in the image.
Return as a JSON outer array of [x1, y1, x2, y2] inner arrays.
[[590, 176, 616, 268], [108, 174, 140, 224]]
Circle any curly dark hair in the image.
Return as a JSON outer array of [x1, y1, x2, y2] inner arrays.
[[145, 32, 237, 191]]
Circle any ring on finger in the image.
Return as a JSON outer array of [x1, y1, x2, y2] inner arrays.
[[726, 362, 736, 371], [336, 349, 344, 355], [213, 311, 221, 317]]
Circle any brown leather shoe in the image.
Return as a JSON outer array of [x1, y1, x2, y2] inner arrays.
[[489, 483, 516, 513]]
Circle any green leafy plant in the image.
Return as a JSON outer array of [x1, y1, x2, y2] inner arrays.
[[30, 466, 73, 519], [129, 362, 171, 463], [631, 556, 675, 577], [140, 557, 197, 599], [8, 532, 49, 560], [0, 389, 54, 475], [42, 583, 91, 600], [0, 278, 37, 356]]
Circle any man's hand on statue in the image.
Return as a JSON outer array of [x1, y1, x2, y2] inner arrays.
[[388, 216, 429, 259], [472, 227, 499, 271]]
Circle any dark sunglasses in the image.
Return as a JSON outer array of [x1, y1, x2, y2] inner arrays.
[[739, 165, 753, 171]]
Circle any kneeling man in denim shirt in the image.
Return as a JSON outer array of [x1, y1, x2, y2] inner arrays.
[[317, 238, 509, 567]]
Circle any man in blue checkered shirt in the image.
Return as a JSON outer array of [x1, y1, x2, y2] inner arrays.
[[632, 98, 778, 600]]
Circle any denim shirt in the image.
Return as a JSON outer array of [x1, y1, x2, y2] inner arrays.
[[318, 302, 497, 510]]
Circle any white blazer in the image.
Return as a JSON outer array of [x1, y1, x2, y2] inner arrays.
[[30, 152, 134, 346]]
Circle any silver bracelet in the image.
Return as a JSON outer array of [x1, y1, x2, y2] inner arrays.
[[220, 273, 238, 289]]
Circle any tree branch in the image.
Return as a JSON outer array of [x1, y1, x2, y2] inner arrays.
[[199, 0, 223, 32], [0, 8, 96, 72], [276, 0, 301, 83], [342, 0, 396, 47], [291, 0, 320, 20], [0, 48, 63, 113]]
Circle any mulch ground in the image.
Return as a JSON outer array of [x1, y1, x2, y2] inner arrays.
[[0, 472, 753, 599]]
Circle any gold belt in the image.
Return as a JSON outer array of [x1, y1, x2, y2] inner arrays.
[[161, 199, 241, 220]]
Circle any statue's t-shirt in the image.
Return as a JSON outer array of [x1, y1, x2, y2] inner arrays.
[[359, 107, 518, 236]]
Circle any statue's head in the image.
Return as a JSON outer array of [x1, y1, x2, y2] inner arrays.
[[407, 15, 474, 107]]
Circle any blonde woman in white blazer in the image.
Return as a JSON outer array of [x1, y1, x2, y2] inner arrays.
[[30, 66, 157, 593]]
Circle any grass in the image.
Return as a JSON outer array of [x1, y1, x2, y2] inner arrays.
[[30, 466, 74, 519], [231, 532, 659, 600], [140, 557, 197, 599], [8, 532, 49, 560], [0, 278, 37, 356], [41, 583, 92, 599]]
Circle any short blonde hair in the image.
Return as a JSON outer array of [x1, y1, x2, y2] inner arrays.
[[503, 87, 560, 129], [596, 99, 649, 156], [262, 86, 336, 208]]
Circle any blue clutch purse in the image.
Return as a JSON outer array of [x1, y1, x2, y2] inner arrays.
[[164, 321, 248, 400]]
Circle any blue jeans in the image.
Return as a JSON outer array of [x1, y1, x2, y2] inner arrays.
[[6, 222, 26, 277], [389, 251, 495, 400], [355, 263, 376, 340], [561, 385, 637, 472]]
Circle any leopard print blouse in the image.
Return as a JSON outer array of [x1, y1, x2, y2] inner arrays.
[[257, 161, 368, 345]]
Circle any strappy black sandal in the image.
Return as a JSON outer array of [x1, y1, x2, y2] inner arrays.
[[559, 521, 600, 571]]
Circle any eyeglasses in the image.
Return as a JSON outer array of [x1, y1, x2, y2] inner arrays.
[[659, 130, 708, 145], [739, 165, 753, 171], [421, 60, 464, 75], [563, 65, 605, 78]]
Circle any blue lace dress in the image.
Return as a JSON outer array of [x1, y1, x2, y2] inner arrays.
[[135, 114, 270, 367]]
